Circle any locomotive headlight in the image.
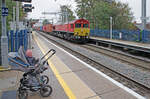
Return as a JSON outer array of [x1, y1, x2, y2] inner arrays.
[[86, 33, 88, 36], [74, 32, 77, 35]]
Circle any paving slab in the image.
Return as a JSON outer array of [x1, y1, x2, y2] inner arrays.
[[0, 71, 21, 99], [99, 88, 137, 99], [1, 90, 17, 99], [74, 69, 119, 95], [0, 77, 16, 90]]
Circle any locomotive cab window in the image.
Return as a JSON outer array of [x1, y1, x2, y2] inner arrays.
[[75, 24, 81, 28], [71, 24, 74, 28], [83, 24, 88, 28]]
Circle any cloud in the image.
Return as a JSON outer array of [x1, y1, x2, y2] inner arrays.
[[28, 0, 149, 22]]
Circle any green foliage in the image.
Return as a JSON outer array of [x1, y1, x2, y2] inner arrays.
[[75, 0, 135, 30], [59, 5, 76, 22], [42, 19, 50, 25]]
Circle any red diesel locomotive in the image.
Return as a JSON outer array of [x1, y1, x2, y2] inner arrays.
[[53, 18, 90, 42]]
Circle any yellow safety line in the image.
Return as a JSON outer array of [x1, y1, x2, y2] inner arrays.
[[0, 66, 11, 72], [33, 33, 76, 99]]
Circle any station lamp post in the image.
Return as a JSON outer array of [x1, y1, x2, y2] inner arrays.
[[110, 17, 113, 39], [141, 0, 147, 30]]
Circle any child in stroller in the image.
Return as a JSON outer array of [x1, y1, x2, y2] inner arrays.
[[25, 49, 39, 66]]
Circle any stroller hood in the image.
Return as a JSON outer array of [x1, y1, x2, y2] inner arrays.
[[8, 46, 30, 72]]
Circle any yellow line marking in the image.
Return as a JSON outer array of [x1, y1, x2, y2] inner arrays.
[[0, 66, 11, 71], [33, 32, 76, 99]]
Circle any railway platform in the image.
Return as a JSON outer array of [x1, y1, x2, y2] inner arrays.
[[90, 37, 150, 53], [0, 31, 146, 99], [31, 31, 145, 99]]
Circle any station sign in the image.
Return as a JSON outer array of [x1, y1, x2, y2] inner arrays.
[[23, 4, 34, 13], [13, 0, 32, 3], [24, 8, 32, 12], [1, 7, 8, 16], [23, 4, 32, 8]]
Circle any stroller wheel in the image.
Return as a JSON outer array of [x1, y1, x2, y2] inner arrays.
[[41, 75, 49, 84], [18, 89, 28, 99], [40, 85, 52, 97]]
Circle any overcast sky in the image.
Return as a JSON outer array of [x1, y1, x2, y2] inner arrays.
[[28, 0, 150, 23]]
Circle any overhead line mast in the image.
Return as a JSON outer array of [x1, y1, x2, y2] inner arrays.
[[141, 0, 147, 30]]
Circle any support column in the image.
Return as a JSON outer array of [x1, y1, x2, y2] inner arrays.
[[13, 6, 16, 31], [110, 17, 112, 39], [141, 0, 146, 30], [16, 1, 19, 31], [1, 0, 9, 67]]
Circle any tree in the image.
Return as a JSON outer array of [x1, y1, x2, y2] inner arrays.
[[42, 19, 50, 25], [75, 0, 97, 28], [110, 2, 134, 30], [59, 5, 76, 23], [75, 0, 135, 30]]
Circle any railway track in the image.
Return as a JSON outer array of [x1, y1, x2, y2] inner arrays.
[[81, 44, 150, 70], [37, 31, 150, 97]]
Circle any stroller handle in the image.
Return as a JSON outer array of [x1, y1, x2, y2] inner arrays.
[[32, 49, 56, 74], [41, 49, 56, 65], [41, 49, 56, 60]]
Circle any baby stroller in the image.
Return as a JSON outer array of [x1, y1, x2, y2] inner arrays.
[[8, 47, 56, 99]]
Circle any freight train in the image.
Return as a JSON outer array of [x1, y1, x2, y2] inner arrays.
[[34, 19, 90, 43]]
